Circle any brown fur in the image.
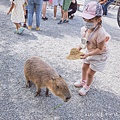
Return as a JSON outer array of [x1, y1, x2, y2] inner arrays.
[[24, 56, 71, 102]]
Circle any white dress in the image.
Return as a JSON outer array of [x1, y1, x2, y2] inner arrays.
[[10, 0, 25, 23]]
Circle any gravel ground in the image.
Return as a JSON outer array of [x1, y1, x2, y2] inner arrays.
[[0, 0, 120, 120]]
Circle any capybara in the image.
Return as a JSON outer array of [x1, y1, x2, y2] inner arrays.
[[24, 56, 71, 102]]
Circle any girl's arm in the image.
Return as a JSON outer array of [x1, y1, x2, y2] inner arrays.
[[7, 2, 15, 15]]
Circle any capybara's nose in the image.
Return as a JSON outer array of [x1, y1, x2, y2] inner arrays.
[[65, 96, 71, 102]]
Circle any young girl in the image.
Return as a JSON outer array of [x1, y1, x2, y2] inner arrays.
[[7, 0, 25, 34], [74, 1, 111, 96]]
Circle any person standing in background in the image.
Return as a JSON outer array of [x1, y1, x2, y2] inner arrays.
[[7, 0, 25, 34], [23, 0, 28, 27], [98, 0, 107, 5], [42, 0, 49, 20], [52, 0, 63, 20], [102, 0, 114, 15], [58, 0, 71, 24], [27, 0, 43, 31]]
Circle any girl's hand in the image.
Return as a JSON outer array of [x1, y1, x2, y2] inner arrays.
[[77, 46, 82, 51], [80, 53, 89, 59]]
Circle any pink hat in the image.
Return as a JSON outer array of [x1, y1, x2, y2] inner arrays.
[[80, 1, 103, 19]]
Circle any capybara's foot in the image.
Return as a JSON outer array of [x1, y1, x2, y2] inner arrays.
[[45, 93, 51, 97], [35, 89, 41, 97], [35, 92, 40, 97], [45, 88, 49, 97], [26, 81, 31, 88], [26, 84, 31, 88]]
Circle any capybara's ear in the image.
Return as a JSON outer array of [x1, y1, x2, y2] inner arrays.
[[51, 77, 56, 81], [59, 75, 62, 78]]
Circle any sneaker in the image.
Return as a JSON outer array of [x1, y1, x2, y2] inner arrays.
[[14, 29, 18, 34], [74, 80, 86, 88], [58, 20, 63, 24], [36, 27, 40, 31], [78, 85, 90, 96], [28, 26, 32, 30], [18, 27, 24, 34], [63, 20, 69, 23], [42, 17, 48, 21]]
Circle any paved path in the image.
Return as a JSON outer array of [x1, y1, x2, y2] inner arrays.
[[0, 0, 120, 120]]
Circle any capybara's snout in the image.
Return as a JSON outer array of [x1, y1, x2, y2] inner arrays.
[[64, 95, 71, 102]]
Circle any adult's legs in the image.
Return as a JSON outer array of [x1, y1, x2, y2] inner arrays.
[[54, 6, 57, 18], [58, 0, 71, 24], [62, 0, 71, 21], [61, 6, 63, 18], [35, 1, 43, 27], [54, 6, 63, 19], [103, 0, 114, 15], [62, 10, 69, 21], [28, 3, 34, 27], [42, 1, 48, 19]]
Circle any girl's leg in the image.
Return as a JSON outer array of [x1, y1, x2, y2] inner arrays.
[[82, 63, 90, 80], [14, 23, 21, 30], [36, 0, 43, 28], [74, 63, 89, 87], [14, 23, 24, 34], [78, 68, 96, 96], [86, 68, 96, 86]]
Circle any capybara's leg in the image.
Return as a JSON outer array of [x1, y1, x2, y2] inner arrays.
[[35, 85, 41, 97], [26, 81, 31, 88], [46, 88, 49, 97], [25, 75, 31, 88]]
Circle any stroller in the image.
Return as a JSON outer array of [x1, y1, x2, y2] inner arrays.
[[117, 6, 120, 27]]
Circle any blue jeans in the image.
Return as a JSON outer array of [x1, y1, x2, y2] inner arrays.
[[28, 0, 43, 27], [102, 0, 114, 15]]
